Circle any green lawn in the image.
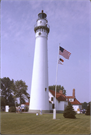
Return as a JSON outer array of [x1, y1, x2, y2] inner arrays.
[[1, 112, 91, 134]]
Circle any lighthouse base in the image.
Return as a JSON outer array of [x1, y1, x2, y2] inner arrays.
[[28, 109, 50, 114]]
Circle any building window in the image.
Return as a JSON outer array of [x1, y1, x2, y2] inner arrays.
[[69, 98, 74, 102], [51, 97, 53, 101], [45, 88, 47, 91], [52, 104, 55, 109]]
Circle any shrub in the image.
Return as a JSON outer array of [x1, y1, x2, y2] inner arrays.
[[25, 106, 28, 112], [85, 103, 90, 115], [9, 106, 16, 112], [63, 102, 76, 119]]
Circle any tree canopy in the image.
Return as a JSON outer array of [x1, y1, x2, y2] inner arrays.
[[85, 102, 91, 115], [63, 102, 76, 119], [82, 102, 88, 110], [12, 80, 30, 104], [1, 77, 15, 106], [0, 77, 30, 107], [49, 85, 66, 95]]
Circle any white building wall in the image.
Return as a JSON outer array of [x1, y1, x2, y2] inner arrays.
[[56, 101, 68, 111], [72, 105, 79, 111], [64, 101, 68, 110], [49, 91, 68, 111], [49, 91, 54, 104], [49, 102, 52, 110], [72, 104, 82, 111], [57, 101, 64, 111], [79, 105, 82, 110]]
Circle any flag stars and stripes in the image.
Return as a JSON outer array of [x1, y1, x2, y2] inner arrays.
[[59, 46, 71, 59]]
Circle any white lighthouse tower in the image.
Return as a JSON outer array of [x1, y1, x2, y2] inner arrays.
[[29, 10, 50, 113]]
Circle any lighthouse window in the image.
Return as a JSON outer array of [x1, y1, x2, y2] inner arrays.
[[45, 88, 47, 91], [39, 32, 41, 35]]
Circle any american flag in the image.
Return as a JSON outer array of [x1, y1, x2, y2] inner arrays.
[[59, 46, 71, 59]]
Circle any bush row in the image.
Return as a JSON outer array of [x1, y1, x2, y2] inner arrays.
[[9, 106, 28, 112]]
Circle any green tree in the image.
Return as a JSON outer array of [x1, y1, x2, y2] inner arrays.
[[1, 96, 6, 106], [13, 80, 29, 105], [85, 102, 91, 115], [49, 85, 66, 95], [1, 77, 15, 106], [82, 102, 87, 109], [9, 106, 16, 112], [63, 102, 76, 119]]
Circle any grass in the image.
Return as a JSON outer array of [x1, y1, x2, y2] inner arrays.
[[1, 112, 91, 134]]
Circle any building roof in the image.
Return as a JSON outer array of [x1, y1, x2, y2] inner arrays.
[[66, 96, 74, 98], [66, 96, 81, 105], [49, 89, 66, 101], [49, 89, 59, 96], [57, 95, 66, 101], [49, 89, 81, 105], [25, 102, 29, 106], [70, 98, 82, 105]]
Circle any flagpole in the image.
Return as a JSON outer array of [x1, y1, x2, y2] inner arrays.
[[53, 43, 60, 119]]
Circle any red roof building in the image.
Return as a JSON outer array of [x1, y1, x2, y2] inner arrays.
[[25, 102, 29, 106], [49, 89, 82, 112], [49, 89, 81, 105], [49, 89, 68, 112], [66, 89, 82, 105]]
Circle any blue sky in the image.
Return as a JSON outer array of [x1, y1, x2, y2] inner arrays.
[[1, 0, 91, 103]]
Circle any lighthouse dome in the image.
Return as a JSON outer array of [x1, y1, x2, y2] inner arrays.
[[34, 10, 50, 33], [38, 10, 47, 19], [37, 10, 48, 27]]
